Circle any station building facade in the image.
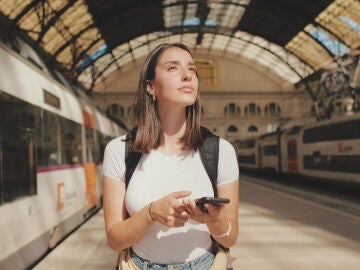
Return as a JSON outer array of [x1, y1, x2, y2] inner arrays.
[[92, 52, 313, 141]]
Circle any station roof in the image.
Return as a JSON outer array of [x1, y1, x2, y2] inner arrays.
[[0, 0, 359, 92]]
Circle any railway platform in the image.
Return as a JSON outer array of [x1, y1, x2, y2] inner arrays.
[[33, 175, 360, 270]]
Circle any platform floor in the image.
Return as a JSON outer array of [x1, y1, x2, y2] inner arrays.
[[33, 176, 360, 270]]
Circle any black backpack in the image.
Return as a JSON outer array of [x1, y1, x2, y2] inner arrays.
[[124, 126, 220, 196]]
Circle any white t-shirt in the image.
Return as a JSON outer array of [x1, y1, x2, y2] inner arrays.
[[103, 134, 239, 263]]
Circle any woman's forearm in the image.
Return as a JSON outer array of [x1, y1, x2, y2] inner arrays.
[[107, 204, 154, 251]]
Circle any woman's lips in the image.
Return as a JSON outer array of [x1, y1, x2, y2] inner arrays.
[[178, 85, 194, 92]]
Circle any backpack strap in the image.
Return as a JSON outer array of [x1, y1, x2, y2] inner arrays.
[[199, 126, 220, 197], [124, 127, 141, 189]]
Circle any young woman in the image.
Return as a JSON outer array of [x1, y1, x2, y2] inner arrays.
[[102, 43, 239, 269]]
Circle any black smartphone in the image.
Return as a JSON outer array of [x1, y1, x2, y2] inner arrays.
[[195, 197, 230, 213]]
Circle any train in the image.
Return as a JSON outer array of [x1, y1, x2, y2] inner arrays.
[[234, 113, 360, 184], [0, 33, 126, 269]]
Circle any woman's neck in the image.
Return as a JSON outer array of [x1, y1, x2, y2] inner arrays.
[[158, 107, 187, 154]]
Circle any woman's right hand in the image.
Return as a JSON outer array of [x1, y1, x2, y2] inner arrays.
[[150, 190, 191, 227]]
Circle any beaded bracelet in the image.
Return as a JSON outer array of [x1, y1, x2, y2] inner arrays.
[[213, 220, 231, 238]]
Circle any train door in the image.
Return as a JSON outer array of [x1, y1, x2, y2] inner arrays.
[[257, 144, 262, 169], [82, 110, 98, 211], [287, 139, 298, 173]]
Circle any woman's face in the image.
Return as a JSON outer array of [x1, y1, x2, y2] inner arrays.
[[147, 47, 199, 108]]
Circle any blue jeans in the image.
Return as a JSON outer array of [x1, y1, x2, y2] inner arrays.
[[130, 248, 215, 270]]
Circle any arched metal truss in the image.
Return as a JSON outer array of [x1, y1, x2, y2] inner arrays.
[[77, 30, 313, 91]]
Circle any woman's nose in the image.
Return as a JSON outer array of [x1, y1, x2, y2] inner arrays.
[[182, 69, 192, 81]]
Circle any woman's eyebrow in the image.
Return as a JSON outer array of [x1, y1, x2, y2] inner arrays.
[[162, 60, 196, 66]]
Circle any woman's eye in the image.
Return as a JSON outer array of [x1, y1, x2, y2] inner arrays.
[[168, 66, 177, 71]]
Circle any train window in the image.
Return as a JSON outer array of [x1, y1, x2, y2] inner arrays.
[[61, 118, 82, 164], [0, 92, 39, 203], [236, 139, 255, 149], [37, 110, 83, 166], [263, 145, 278, 156], [238, 154, 256, 164], [39, 110, 61, 166], [303, 155, 360, 174], [303, 126, 322, 143], [303, 119, 360, 143]]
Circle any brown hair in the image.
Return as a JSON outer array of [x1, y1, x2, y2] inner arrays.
[[130, 43, 202, 153]]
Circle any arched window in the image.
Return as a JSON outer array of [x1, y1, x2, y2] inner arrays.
[[248, 125, 258, 132], [224, 103, 240, 116], [264, 102, 281, 116], [244, 103, 261, 116], [227, 125, 238, 133]]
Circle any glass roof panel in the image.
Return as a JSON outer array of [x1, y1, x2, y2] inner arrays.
[[211, 35, 231, 51], [78, 45, 107, 71], [163, 0, 183, 5], [286, 30, 334, 70], [133, 45, 149, 61], [0, 0, 33, 19], [40, 26, 63, 52], [164, 5, 184, 27], [116, 51, 133, 67], [199, 33, 215, 49], [78, 69, 92, 89], [242, 44, 262, 59], [226, 38, 248, 55], [315, 0, 360, 48], [307, 25, 350, 56], [185, 3, 198, 19], [101, 62, 118, 79], [94, 53, 113, 71], [17, 11, 42, 40], [130, 35, 149, 48], [112, 43, 131, 59], [177, 33, 198, 47], [208, 2, 245, 28]]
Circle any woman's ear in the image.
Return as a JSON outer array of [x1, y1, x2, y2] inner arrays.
[[146, 80, 155, 96]]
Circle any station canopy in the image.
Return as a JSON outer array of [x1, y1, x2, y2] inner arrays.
[[0, 0, 359, 91]]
